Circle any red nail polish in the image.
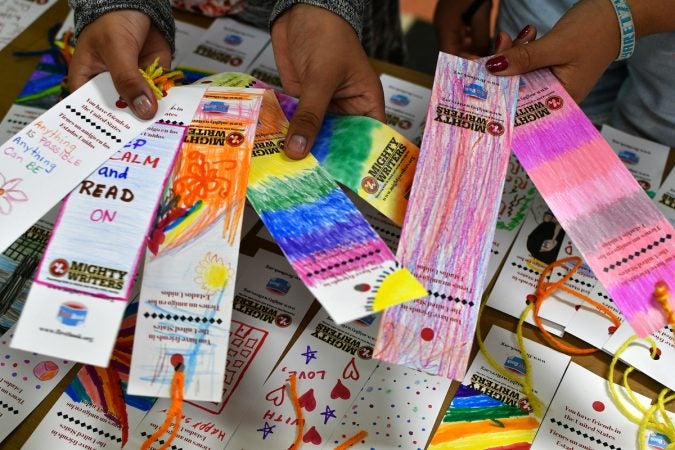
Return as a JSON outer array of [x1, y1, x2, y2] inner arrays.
[[516, 25, 532, 41], [494, 33, 502, 50], [486, 55, 508, 72]]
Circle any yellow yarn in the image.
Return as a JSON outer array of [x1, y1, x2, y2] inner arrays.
[[607, 335, 674, 450]]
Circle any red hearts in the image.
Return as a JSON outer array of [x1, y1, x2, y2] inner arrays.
[[330, 379, 351, 400], [302, 426, 322, 445], [342, 357, 360, 380], [298, 388, 317, 411], [265, 385, 285, 406], [574, 304, 581, 311]]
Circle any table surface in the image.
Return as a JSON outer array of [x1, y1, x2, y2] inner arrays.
[[0, 1, 672, 449]]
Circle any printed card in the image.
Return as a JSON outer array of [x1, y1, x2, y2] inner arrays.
[[380, 74, 431, 145], [429, 325, 570, 450], [246, 42, 282, 90], [178, 18, 270, 83], [655, 168, 675, 226], [0, 326, 73, 442], [128, 87, 264, 402], [531, 363, 654, 450], [225, 310, 380, 449], [603, 321, 675, 391], [173, 20, 207, 67], [512, 69, 675, 336], [128, 250, 315, 448], [488, 197, 588, 334], [0, 0, 58, 51], [326, 362, 452, 450], [565, 283, 623, 349], [0, 105, 44, 144], [0, 73, 201, 253], [375, 54, 520, 380], [601, 124, 670, 199], [21, 302, 155, 450], [12, 119, 196, 367]]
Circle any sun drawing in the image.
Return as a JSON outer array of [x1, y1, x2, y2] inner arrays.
[[194, 252, 231, 293]]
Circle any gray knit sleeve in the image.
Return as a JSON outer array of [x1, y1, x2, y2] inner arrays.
[[269, 0, 364, 39], [69, 0, 176, 52]]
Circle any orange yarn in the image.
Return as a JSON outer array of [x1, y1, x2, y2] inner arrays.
[[287, 374, 304, 450], [286, 373, 368, 450], [653, 281, 674, 340], [140, 361, 184, 450], [334, 430, 368, 450], [531, 256, 621, 354]]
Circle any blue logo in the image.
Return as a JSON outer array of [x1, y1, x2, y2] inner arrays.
[[266, 277, 290, 295], [390, 94, 410, 107], [618, 149, 639, 165], [356, 314, 376, 326], [464, 83, 488, 100], [57, 302, 88, 327], [202, 101, 229, 113], [648, 432, 670, 449], [504, 356, 526, 375], [224, 34, 243, 46]]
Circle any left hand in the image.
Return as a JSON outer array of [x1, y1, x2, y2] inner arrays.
[[271, 4, 385, 159]]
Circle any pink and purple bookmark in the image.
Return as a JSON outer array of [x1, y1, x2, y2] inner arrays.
[[512, 69, 675, 336]]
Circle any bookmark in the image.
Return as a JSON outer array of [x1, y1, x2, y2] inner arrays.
[[374, 53, 520, 379], [229, 87, 426, 324], [0, 73, 192, 254], [11, 116, 198, 366], [127, 87, 264, 402], [196, 72, 417, 226], [511, 69, 675, 336], [129, 250, 315, 448]]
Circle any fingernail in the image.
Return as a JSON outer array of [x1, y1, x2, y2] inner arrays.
[[286, 134, 307, 158], [516, 25, 532, 41], [494, 33, 502, 50], [132, 94, 152, 118], [486, 55, 509, 73]]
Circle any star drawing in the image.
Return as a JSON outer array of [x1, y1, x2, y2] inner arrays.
[[301, 345, 318, 364], [257, 422, 275, 440], [320, 405, 337, 424]]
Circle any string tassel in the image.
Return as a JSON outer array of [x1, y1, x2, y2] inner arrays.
[[141, 356, 185, 450]]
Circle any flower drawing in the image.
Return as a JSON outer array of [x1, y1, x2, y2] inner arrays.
[[194, 252, 231, 294], [0, 173, 28, 215]]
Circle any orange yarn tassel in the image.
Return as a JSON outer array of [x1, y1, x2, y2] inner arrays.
[[654, 281, 674, 340], [334, 430, 368, 450], [531, 257, 621, 354], [287, 374, 304, 450], [141, 357, 185, 450]]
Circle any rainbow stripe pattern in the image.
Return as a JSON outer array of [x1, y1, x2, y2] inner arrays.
[[197, 74, 427, 324], [511, 70, 675, 336], [429, 384, 538, 450], [374, 54, 520, 379]]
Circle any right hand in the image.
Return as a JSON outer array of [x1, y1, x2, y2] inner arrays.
[[69, 10, 172, 119]]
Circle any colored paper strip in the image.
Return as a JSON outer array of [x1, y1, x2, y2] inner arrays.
[[374, 53, 520, 379], [511, 69, 675, 336], [11, 118, 196, 366], [128, 87, 264, 402]]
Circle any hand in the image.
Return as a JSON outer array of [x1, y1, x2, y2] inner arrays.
[[434, 0, 492, 58], [271, 4, 385, 159], [484, 0, 620, 102], [69, 10, 172, 119]]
